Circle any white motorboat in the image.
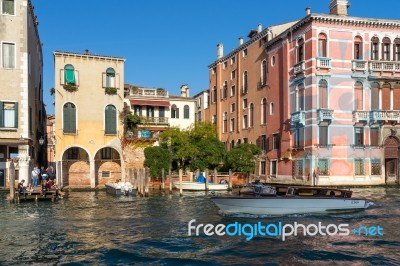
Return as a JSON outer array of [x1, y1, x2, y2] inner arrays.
[[173, 181, 228, 191], [105, 182, 136, 196], [211, 184, 374, 215]]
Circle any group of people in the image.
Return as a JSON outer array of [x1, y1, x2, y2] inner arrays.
[[17, 166, 60, 198]]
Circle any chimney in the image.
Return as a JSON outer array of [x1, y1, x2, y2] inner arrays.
[[217, 43, 223, 59], [305, 7, 311, 16], [239, 37, 243, 46], [180, 84, 189, 97], [257, 23, 262, 33], [329, 0, 349, 16]]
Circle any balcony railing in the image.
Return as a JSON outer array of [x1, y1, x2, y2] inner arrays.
[[370, 110, 400, 123], [352, 60, 367, 71], [316, 57, 331, 69], [139, 116, 169, 124], [293, 61, 305, 75], [352, 111, 369, 123], [130, 88, 168, 98], [317, 109, 334, 122], [125, 130, 160, 139], [290, 111, 305, 125], [352, 60, 400, 73]]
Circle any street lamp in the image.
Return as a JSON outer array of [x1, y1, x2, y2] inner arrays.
[[39, 136, 44, 146]]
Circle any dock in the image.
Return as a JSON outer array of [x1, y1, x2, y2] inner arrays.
[[14, 190, 58, 202]]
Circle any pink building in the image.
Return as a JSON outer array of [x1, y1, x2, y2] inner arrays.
[[208, 0, 400, 185]]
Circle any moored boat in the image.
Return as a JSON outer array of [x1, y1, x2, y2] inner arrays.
[[211, 184, 374, 215], [173, 181, 228, 191], [105, 182, 136, 196]]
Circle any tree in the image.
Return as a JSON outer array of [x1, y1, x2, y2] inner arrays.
[[190, 136, 226, 171], [143, 146, 171, 179], [226, 143, 261, 174]]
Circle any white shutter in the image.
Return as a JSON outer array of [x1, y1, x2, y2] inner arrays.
[[102, 72, 107, 88], [75, 70, 79, 86], [60, 69, 65, 85], [115, 73, 120, 89]]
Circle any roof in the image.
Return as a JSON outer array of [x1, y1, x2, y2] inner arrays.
[[53, 51, 126, 61]]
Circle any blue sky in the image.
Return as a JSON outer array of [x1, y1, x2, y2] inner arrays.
[[33, 0, 400, 115]]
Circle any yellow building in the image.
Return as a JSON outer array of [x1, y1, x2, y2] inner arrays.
[[54, 50, 125, 188]]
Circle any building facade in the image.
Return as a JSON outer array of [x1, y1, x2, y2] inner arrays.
[[208, 0, 400, 185], [0, 0, 44, 187], [193, 89, 209, 122], [54, 51, 125, 188]]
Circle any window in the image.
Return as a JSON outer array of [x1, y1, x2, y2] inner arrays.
[[243, 49, 248, 57], [223, 112, 228, 133], [370, 127, 379, 146], [147, 106, 154, 117], [394, 38, 400, 61], [271, 55, 276, 66], [105, 105, 117, 134], [243, 71, 248, 94], [67, 148, 79, 160], [231, 70, 236, 80], [273, 133, 280, 150], [261, 135, 267, 152], [2, 42, 15, 68], [2, 0, 14, 15], [231, 85, 236, 96], [223, 61, 227, 69], [223, 81, 228, 99], [354, 127, 364, 146], [319, 125, 328, 146], [230, 103, 235, 113], [293, 160, 304, 178], [64, 64, 76, 85], [354, 36, 363, 60], [270, 102, 274, 115], [63, 103, 76, 134], [261, 98, 267, 124], [371, 159, 381, 175], [297, 38, 304, 62], [354, 159, 364, 175], [371, 82, 380, 110], [9, 147, 18, 159], [294, 126, 304, 148], [298, 84, 305, 111], [230, 118, 235, 132], [184, 105, 189, 119], [261, 60, 267, 85], [270, 160, 277, 177], [159, 106, 165, 118], [212, 86, 217, 103], [371, 37, 379, 60], [354, 82, 363, 110], [243, 138, 248, 144], [211, 67, 216, 75], [318, 159, 329, 175], [231, 56, 236, 65], [134, 105, 142, 116], [243, 115, 248, 129], [319, 79, 328, 109], [260, 161, 266, 175], [0, 101, 18, 128], [197, 111, 202, 122], [102, 171, 111, 178], [382, 37, 391, 61], [243, 98, 248, 109], [105, 67, 116, 88], [318, 33, 327, 57], [249, 103, 254, 127], [101, 148, 112, 159], [171, 104, 179, 119]]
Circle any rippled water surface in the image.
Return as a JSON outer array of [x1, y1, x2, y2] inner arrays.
[[0, 187, 400, 265]]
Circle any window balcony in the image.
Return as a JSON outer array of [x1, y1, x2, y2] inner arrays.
[[140, 116, 169, 124], [290, 111, 305, 126], [352, 111, 370, 123], [370, 110, 400, 123], [293, 61, 305, 75], [352, 60, 368, 71], [316, 57, 331, 69], [369, 60, 400, 72], [317, 108, 334, 122], [130, 87, 168, 98]]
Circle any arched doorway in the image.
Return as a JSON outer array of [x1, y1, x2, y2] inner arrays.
[[62, 147, 90, 187], [384, 136, 399, 184], [94, 147, 122, 186]]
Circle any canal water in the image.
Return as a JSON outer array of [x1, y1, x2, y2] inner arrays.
[[0, 187, 399, 265]]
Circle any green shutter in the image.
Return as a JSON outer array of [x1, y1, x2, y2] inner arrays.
[[70, 106, 76, 133], [105, 106, 116, 134], [0, 101, 3, 127], [14, 102, 18, 128], [63, 104, 76, 133], [65, 69, 75, 84], [63, 105, 70, 133]]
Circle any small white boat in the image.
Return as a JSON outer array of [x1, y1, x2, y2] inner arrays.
[[211, 184, 374, 215], [173, 181, 228, 191], [105, 182, 136, 196]]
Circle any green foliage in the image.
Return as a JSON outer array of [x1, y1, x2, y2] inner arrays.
[[190, 136, 226, 171], [226, 143, 261, 173], [144, 146, 171, 179], [104, 87, 117, 95], [63, 84, 78, 92]]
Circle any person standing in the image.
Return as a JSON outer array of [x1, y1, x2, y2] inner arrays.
[[31, 166, 40, 188], [40, 166, 48, 194]]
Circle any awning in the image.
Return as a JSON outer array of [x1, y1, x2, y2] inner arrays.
[[130, 100, 170, 107]]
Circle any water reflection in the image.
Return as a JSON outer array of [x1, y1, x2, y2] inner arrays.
[[0, 188, 399, 264]]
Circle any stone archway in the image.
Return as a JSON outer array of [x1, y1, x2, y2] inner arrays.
[[94, 147, 122, 186], [384, 136, 400, 184], [61, 147, 90, 187]]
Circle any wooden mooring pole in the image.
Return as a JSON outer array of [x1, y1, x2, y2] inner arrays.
[[179, 169, 183, 197], [169, 168, 172, 194], [205, 169, 209, 191], [161, 168, 165, 190], [144, 168, 149, 197], [9, 161, 15, 203], [228, 169, 233, 191]]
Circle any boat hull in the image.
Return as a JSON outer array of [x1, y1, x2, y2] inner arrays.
[[105, 183, 136, 196], [173, 181, 228, 191], [211, 197, 372, 215]]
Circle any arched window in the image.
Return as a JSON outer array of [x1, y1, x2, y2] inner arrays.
[[382, 37, 391, 61], [261, 60, 267, 85], [371, 82, 380, 110], [261, 98, 267, 124], [212, 86, 217, 102], [298, 84, 305, 111], [318, 33, 327, 57], [184, 105, 190, 119], [105, 67, 115, 88], [297, 38, 304, 62], [63, 103, 76, 134], [171, 104, 179, 118], [319, 80, 328, 109], [223, 81, 228, 99], [223, 112, 228, 133], [64, 64, 76, 85], [371, 37, 379, 60], [394, 38, 400, 61], [270, 102, 275, 115], [354, 36, 363, 60], [243, 71, 248, 94], [354, 82, 363, 110], [105, 105, 117, 134], [382, 83, 390, 110], [249, 103, 254, 128]]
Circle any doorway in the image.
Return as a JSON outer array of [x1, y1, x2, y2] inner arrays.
[[384, 136, 399, 184]]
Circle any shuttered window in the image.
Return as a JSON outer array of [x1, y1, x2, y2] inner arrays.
[[2, 0, 14, 15], [105, 67, 115, 88], [0, 101, 18, 128], [319, 126, 328, 146], [184, 105, 190, 119], [64, 64, 76, 85], [382, 84, 390, 110], [105, 105, 117, 134], [63, 103, 76, 134], [354, 82, 363, 110], [371, 83, 380, 110], [159, 106, 165, 118], [394, 87, 400, 110], [2, 43, 15, 68], [319, 80, 328, 109]]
